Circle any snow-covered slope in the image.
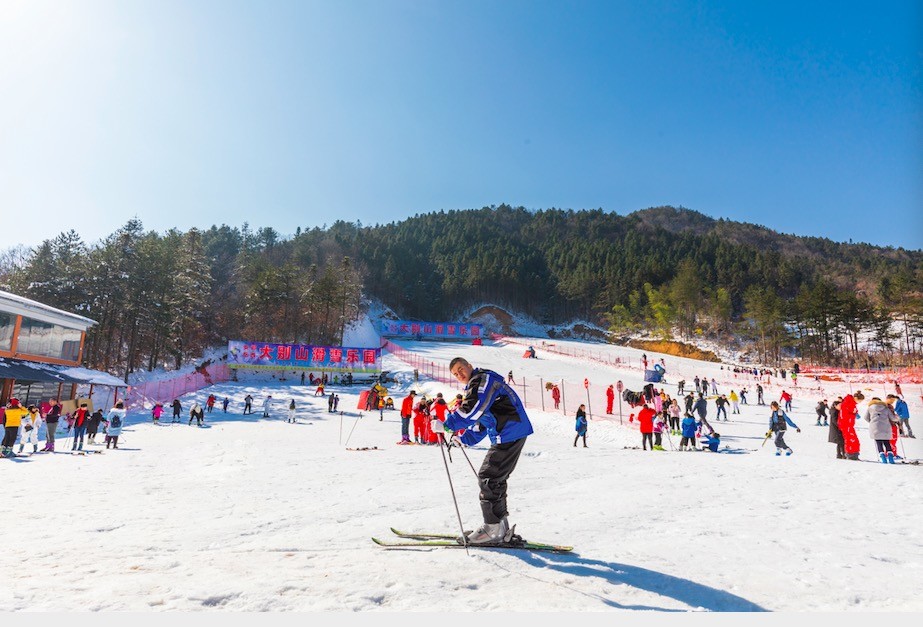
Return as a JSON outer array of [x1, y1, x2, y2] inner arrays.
[[2, 331, 921, 612]]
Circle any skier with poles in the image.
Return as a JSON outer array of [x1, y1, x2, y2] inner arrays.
[[431, 357, 533, 545], [768, 401, 801, 456]]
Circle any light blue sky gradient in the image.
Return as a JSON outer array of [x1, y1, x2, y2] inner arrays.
[[2, 0, 920, 250]]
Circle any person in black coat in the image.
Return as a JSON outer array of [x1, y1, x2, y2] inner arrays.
[[827, 398, 844, 459], [87, 409, 105, 445]]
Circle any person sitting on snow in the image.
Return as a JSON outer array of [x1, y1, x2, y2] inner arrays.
[[702, 431, 721, 452]]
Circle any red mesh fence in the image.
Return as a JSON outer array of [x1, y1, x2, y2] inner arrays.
[[126, 363, 230, 410]]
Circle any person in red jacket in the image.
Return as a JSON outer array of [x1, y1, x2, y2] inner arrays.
[[398, 391, 415, 444], [71, 403, 90, 451], [412, 396, 429, 444], [637, 403, 657, 451], [779, 390, 793, 412], [838, 391, 864, 460], [606, 385, 615, 415], [551, 385, 561, 410], [206, 394, 216, 413], [428, 393, 448, 444]]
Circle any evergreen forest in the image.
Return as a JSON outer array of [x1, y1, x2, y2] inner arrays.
[[1, 205, 921, 379]]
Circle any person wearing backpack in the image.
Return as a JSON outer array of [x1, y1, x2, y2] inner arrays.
[[768, 401, 801, 456], [105, 401, 127, 449]]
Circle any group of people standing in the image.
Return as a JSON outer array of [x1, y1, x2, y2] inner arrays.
[[398, 390, 452, 445], [825, 389, 913, 463], [1, 397, 127, 457]]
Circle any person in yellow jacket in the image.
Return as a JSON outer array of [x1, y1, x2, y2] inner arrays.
[[370, 382, 388, 420], [728, 390, 740, 415], [2, 398, 28, 458]]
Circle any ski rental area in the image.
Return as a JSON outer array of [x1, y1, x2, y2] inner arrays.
[[1, 332, 921, 613]]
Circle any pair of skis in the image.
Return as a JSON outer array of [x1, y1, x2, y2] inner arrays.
[[372, 528, 573, 553]]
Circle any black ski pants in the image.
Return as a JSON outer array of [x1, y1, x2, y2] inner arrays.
[[2, 426, 18, 448], [477, 437, 527, 525]]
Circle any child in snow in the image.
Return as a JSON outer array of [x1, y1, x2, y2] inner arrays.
[[106, 401, 127, 449], [18, 405, 41, 455], [866, 397, 900, 464], [412, 397, 429, 444], [288, 399, 297, 423], [574, 404, 588, 448], [652, 412, 667, 451], [87, 408, 105, 445], [679, 412, 699, 451], [152, 402, 164, 424], [222, 397, 230, 413], [768, 401, 801, 456], [189, 401, 205, 426], [668, 398, 681, 435], [262, 396, 272, 418], [702, 431, 721, 452]]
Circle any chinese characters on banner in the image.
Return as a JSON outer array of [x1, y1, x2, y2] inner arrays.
[[379, 319, 482, 339], [227, 340, 381, 374]]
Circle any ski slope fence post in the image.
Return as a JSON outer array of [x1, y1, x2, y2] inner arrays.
[[617, 380, 623, 425], [540, 378, 545, 411], [584, 379, 592, 420], [561, 379, 566, 416]]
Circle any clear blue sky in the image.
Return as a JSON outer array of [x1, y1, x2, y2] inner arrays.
[[2, 0, 921, 250]]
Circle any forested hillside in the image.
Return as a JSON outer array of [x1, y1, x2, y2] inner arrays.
[[1, 206, 920, 378]]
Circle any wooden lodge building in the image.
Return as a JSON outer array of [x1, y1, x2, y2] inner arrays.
[[0, 290, 124, 409]]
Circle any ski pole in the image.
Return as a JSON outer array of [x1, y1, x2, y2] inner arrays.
[[344, 413, 361, 448], [450, 436, 480, 480], [437, 432, 470, 556]]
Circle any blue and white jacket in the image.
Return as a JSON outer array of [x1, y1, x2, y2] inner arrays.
[[770, 410, 798, 432], [444, 368, 533, 446]]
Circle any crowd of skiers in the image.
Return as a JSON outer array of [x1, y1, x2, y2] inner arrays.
[[821, 389, 914, 464], [0, 397, 128, 457], [608, 377, 914, 462], [398, 390, 460, 445]]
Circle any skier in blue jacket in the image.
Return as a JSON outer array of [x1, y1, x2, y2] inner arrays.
[[679, 412, 699, 451], [890, 394, 913, 438], [574, 404, 588, 448], [768, 401, 801, 456], [432, 357, 533, 545]]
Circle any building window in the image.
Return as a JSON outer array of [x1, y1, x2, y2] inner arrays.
[[0, 312, 12, 351], [15, 316, 83, 362]]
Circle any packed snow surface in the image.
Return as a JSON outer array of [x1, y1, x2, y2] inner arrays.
[[2, 334, 921, 612]]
